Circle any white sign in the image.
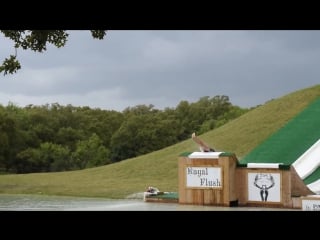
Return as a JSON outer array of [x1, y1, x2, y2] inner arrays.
[[302, 199, 320, 211], [248, 172, 281, 202], [186, 166, 222, 188]]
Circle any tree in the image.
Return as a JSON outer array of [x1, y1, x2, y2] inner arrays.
[[0, 30, 106, 75], [72, 133, 110, 169]]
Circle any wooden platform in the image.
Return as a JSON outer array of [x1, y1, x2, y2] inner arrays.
[[144, 192, 179, 203]]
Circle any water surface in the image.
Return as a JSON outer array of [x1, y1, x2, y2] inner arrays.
[[0, 194, 298, 211]]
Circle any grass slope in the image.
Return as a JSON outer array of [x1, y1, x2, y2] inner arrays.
[[1, 85, 320, 199], [240, 97, 320, 165]]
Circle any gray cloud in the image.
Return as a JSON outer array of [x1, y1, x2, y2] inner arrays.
[[1, 30, 320, 111]]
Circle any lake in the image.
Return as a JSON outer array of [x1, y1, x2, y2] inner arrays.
[[0, 194, 299, 211]]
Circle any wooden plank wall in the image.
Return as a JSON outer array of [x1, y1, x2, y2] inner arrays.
[[178, 155, 238, 206], [236, 167, 303, 209]]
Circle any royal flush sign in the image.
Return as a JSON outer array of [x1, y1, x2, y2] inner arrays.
[[186, 166, 222, 188]]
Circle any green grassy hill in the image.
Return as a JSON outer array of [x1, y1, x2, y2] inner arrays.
[[1, 84, 320, 199]]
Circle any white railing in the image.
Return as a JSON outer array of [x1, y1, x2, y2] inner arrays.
[[292, 139, 320, 180]]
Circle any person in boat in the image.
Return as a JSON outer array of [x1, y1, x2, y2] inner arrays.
[[146, 186, 159, 194], [143, 186, 160, 201]]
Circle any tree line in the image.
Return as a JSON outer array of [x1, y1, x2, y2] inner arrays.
[[0, 95, 250, 173]]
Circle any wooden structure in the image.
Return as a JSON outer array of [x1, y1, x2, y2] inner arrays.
[[178, 152, 314, 209], [236, 164, 313, 209], [178, 152, 238, 206]]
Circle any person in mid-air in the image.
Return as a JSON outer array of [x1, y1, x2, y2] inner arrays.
[[192, 132, 215, 152]]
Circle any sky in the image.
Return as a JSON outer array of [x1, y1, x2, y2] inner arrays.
[[1, 30, 320, 112]]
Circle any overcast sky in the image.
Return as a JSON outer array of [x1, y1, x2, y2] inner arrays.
[[1, 30, 320, 111]]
